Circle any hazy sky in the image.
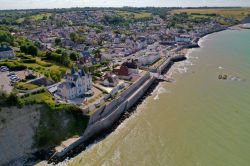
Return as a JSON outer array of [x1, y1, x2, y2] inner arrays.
[[1, 0, 250, 9]]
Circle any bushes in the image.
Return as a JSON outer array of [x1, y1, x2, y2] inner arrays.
[[0, 30, 14, 45], [20, 44, 38, 56], [0, 61, 27, 71], [0, 91, 23, 108], [45, 50, 71, 67], [21, 58, 36, 63]]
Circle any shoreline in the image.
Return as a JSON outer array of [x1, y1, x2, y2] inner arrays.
[[34, 26, 234, 165]]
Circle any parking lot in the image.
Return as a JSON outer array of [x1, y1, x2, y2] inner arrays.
[[0, 71, 13, 94]]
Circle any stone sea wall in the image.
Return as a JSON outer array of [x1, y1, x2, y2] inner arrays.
[[54, 72, 155, 157], [52, 55, 188, 158]]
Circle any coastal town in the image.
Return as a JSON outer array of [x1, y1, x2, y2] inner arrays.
[[0, 7, 249, 165]]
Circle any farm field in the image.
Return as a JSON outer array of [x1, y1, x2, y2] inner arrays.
[[173, 8, 250, 21]]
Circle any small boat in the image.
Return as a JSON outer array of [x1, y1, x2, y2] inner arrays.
[[222, 75, 228, 80], [218, 75, 223, 79]]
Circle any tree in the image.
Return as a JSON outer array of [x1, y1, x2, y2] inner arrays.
[[55, 38, 61, 46], [60, 51, 71, 67], [0, 30, 14, 45], [5, 92, 19, 106], [70, 52, 79, 61], [27, 45, 38, 56], [70, 32, 77, 42], [20, 45, 27, 53]]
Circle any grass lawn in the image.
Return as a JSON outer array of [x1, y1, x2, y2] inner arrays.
[[16, 83, 39, 90], [20, 91, 55, 106], [6, 55, 69, 81]]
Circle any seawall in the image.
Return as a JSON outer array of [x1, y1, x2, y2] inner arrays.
[[50, 55, 186, 162], [51, 72, 154, 159]]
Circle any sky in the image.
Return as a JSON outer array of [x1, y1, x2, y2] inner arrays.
[[0, 0, 250, 10]]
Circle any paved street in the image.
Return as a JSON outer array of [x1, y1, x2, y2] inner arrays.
[[0, 72, 13, 94]]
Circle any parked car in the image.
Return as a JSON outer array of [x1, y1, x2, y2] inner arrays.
[[0, 66, 9, 72], [8, 71, 16, 76], [10, 75, 19, 81]]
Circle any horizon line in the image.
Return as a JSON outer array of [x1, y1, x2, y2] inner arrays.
[[0, 6, 250, 11]]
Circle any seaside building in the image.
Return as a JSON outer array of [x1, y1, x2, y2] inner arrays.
[[137, 52, 161, 66], [0, 45, 15, 59], [175, 35, 191, 43], [101, 72, 119, 87], [122, 60, 139, 74], [113, 65, 132, 80], [57, 68, 93, 100]]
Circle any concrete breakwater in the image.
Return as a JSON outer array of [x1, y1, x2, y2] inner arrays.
[[49, 55, 186, 163]]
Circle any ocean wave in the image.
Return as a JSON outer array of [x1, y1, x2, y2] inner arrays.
[[218, 66, 224, 70], [153, 85, 170, 100]]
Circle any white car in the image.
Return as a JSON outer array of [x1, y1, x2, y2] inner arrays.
[[8, 71, 16, 76], [0, 66, 9, 71], [10, 75, 19, 80]]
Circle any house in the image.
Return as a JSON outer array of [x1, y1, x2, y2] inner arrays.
[[138, 52, 160, 66], [0, 45, 15, 59], [57, 68, 93, 100], [101, 72, 119, 87], [122, 60, 139, 74], [175, 35, 191, 43], [136, 36, 147, 50], [113, 65, 132, 80], [79, 47, 96, 65]]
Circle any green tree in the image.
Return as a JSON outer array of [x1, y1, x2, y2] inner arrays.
[[55, 38, 61, 46], [70, 32, 77, 42], [60, 51, 71, 67], [0, 30, 14, 45], [6, 92, 19, 106], [69, 52, 79, 61]]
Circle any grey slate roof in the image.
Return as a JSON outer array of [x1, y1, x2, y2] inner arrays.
[[0, 46, 12, 52]]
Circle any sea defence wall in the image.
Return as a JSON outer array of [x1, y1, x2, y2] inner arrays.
[[53, 72, 155, 158], [52, 55, 186, 158], [157, 55, 186, 74]]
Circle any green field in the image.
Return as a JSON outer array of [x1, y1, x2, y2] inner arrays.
[[17, 13, 52, 23], [173, 8, 250, 21], [118, 11, 152, 19]]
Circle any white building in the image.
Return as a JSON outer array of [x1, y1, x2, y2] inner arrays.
[[57, 68, 93, 100], [0, 45, 15, 59], [101, 72, 119, 87], [175, 35, 191, 43], [138, 52, 160, 66]]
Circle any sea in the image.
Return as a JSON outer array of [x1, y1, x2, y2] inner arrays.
[[41, 28, 250, 166]]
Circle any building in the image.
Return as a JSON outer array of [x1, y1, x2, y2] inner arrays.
[[57, 68, 93, 100], [0, 45, 15, 59], [101, 72, 119, 87], [113, 65, 132, 80], [122, 60, 139, 74], [175, 35, 191, 43], [138, 52, 160, 66]]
